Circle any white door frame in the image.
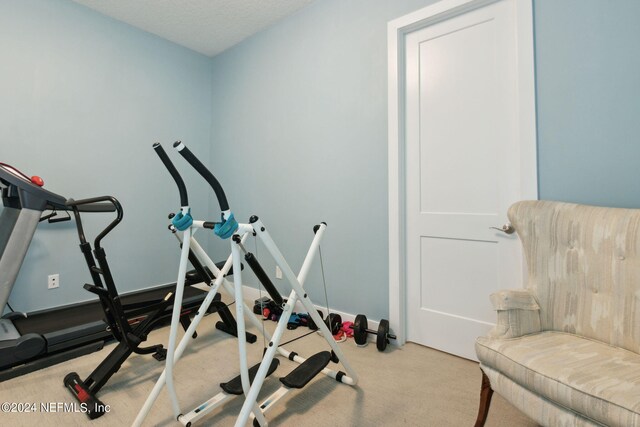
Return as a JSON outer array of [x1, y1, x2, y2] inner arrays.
[[387, 0, 538, 345]]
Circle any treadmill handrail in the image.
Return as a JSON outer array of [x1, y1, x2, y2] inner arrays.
[[66, 198, 116, 213]]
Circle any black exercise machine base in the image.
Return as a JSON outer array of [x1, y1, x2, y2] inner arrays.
[[215, 322, 257, 344], [63, 372, 108, 420], [0, 341, 104, 382]]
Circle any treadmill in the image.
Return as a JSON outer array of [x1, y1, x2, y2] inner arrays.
[[0, 163, 234, 381]]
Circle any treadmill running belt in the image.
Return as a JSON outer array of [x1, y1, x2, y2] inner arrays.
[[13, 285, 206, 335]]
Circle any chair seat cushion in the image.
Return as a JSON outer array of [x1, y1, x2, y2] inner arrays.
[[476, 331, 640, 426]]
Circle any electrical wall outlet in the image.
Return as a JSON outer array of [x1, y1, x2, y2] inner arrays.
[[275, 266, 283, 279], [48, 274, 59, 289]]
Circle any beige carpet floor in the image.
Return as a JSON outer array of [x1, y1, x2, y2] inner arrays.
[[0, 309, 537, 426]]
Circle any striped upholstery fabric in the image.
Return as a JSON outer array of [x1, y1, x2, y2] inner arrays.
[[475, 201, 640, 427], [509, 201, 640, 352], [477, 332, 640, 426], [480, 365, 604, 427]]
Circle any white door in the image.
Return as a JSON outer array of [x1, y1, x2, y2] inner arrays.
[[403, 0, 534, 360]]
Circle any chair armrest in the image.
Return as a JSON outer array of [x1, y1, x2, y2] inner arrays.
[[487, 289, 542, 339], [490, 289, 540, 310]]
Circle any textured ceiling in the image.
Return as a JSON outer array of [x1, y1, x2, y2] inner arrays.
[[71, 0, 315, 57]]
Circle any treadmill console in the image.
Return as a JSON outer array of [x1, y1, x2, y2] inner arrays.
[[0, 163, 67, 211]]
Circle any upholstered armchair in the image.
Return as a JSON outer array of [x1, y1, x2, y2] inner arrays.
[[474, 201, 640, 426]]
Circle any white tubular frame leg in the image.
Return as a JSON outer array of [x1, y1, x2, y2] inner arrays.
[[231, 238, 250, 397], [132, 231, 242, 427], [234, 220, 358, 427], [230, 233, 269, 427], [256, 220, 358, 383], [165, 213, 193, 418]]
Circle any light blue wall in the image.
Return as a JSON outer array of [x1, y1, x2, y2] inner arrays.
[[1, 0, 213, 313], [5, 0, 639, 321], [207, 0, 439, 321], [208, 0, 640, 321], [535, 0, 640, 208]]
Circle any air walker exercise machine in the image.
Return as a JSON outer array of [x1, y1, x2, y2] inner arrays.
[[62, 194, 251, 419], [133, 142, 358, 427]]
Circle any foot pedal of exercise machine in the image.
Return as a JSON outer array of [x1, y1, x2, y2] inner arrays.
[[64, 372, 107, 420], [178, 356, 277, 426], [153, 347, 167, 361], [251, 352, 333, 425], [213, 300, 257, 343], [179, 315, 197, 339], [280, 351, 331, 389], [220, 359, 280, 395], [215, 321, 258, 344]]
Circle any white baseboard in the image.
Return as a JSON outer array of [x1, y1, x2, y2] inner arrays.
[[191, 281, 393, 346], [241, 285, 382, 344]]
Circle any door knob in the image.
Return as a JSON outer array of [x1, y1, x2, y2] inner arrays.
[[490, 224, 515, 234]]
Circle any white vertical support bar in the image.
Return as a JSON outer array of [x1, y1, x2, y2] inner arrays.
[[133, 235, 233, 427], [230, 235, 269, 427], [235, 288, 298, 427], [255, 220, 359, 383], [231, 239, 250, 395], [234, 220, 358, 427], [165, 223, 192, 419]]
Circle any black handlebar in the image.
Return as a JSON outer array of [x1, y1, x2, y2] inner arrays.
[[65, 198, 116, 213], [173, 141, 230, 212], [67, 196, 123, 250], [153, 143, 188, 207]]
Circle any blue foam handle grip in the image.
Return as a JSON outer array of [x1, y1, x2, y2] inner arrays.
[[172, 210, 193, 231], [214, 212, 238, 239]]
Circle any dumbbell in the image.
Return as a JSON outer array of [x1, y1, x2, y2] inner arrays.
[[324, 313, 342, 335], [352, 314, 397, 351], [307, 311, 343, 335]]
